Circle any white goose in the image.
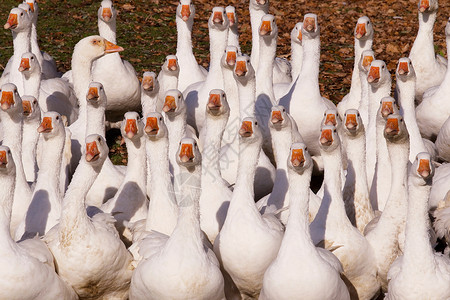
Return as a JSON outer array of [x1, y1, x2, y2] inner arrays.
[[386, 153, 450, 299], [357, 50, 375, 129], [21, 95, 40, 183], [157, 54, 180, 112], [92, 0, 141, 122], [436, 116, 450, 162], [260, 143, 350, 300], [141, 71, 159, 117], [225, 6, 240, 53], [409, 0, 447, 102], [429, 163, 450, 210], [214, 118, 284, 299], [44, 134, 133, 299], [0, 145, 78, 300], [130, 138, 226, 300]]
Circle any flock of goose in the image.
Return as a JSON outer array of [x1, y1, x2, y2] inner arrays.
[[0, 0, 449, 299]]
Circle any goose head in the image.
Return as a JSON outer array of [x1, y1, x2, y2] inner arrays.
[[121, 111, 143, 140], [176, 0, 195, 23], [355, 16, 373, 40], [0, 83, 22, 113], [396, 57, 416, 83], [98, 0, 116, 23], [321, 109, 341, 129], [410, 152, 434, 184], [225, 6, 237, 28], [343, 109, 364, 136], [239, 117, 262, 144], [85, 134, 109, 167], [358, 50, 375, 74], [23, 0, 38, 14], [250, 0, 269, 11], [18, 3, 34, 20], [367, 60, 389, 87], [18, 52, 40, 74], [207, 89, 230, 117], [73, 35, 123, 63], [0, 146, 15, 173], [234, 55, 255, 83], [384, 114, 409, 143], [291, 22, 303, 45], [379, 96, 399, 119], [259, 14, 277, 38], [418, 0, 438, 14], [209, 7, 229, 31], [144, 112, 167, 139], [288, 142, 312, 173], [4, 7, 31, 31], [176, 137, 201, 168], [21, 95, 40, 119], [319, 124, 340, 152], [162, 89, 185, 116], [161, 55, 179, 75], [222, 45, 238, 69], [37, 111, 65, 139], [142, 71, 158, 92], [86, 82, 107, 108], [302, 13, 320, 39], [269, 105, 290, 130]]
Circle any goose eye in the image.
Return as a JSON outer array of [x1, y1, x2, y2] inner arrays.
[[8, 150, 11, 154], [357, 113, 360, 117], [400, 118, 403, 122], [56, 116, 59, 120], [178, 95, 181, 99], [21, 13, 24, 16], [159, 117, 162, 121], [283, 108, 286, 112], [98, 137, 101, 142], [305, 147, 308, 151], [31, 56, 34, 60], [14, 89, 17, 93], [255, 121, 258, 125], [33, 100, 37, 104]]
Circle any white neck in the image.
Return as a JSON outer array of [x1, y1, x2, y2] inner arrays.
[[86, 102, 106, 138], [250, 6, 267, 71], [348, 37, 373, 101], [176, 16, 197, 69], [297, 33, 321, 100], [358, 70, 370, 128], [122, 135, 146, 191], [430, 34, 450, 100], [290, 41, 303, 81], [30, 18, 45, 72], [0, 171, 16, 251], [22, 115, 41, 182], [158, 73, 179, 103], [221, 65, 240, 144], [71, 54, 93, 127], [203, 111, 228, 183], [410, 11, 437, 61], [98, 18, 116, 44], [228, 25, 241, 52], [204, 27, 228, 87], [22, 68, 41, 99], [141, 85, 160, 116], [256, 34, 276, 105], [11, 30, 31, 95], [237, 76, 256, 119], [165, 112, 187, 172]]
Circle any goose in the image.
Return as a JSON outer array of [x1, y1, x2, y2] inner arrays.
[[198, 90, 232, 243], [436, 116, 450, 162], [176, 0, 207, 92], [279, 13, 336, 158], [142, 112, 178, 236], [21, 95, 40, 183], [416, 18, 450, 141], [19, 52, 78, 124], [0, 83, 32, 236], [214, 117, 284, 299], [0, 145, 78, 299], [44, 134, 133, 299], [225, 6, 240, 53], [358, 50, 375, 128], [130, 138, 226, 300], [92, 0, 141, 122], [409, 0, 447, 102], [342, 109, 375, 233], [260, 143, 350, 300], [310, 124, 379, 300], [100, 112, 148, 246], [321, 108, 348, 174], [157, 55, 180, 112], [365, 114, 410, 291], [366, 60, 391, 210], [337, 16, 374, 119], [141, 71, 159, 117], [15, 112, 66, 240], [386, 152, 450, 299], [184, 6, 229, 134], [233, 55, 275, 200], [1, 7, 32, 95]]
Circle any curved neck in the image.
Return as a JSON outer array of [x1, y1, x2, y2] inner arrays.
[[0, 171, 16, 249], [290, 42, 303, 81], [256, 35, 276, 105], [203, 113, 228, 182], [86, 103, 106, 138], [249, 7, 267, 70], [98, 18, 117, 44], [11, 30, 31, 95], [22, 69, 41, 99], [237, 77, 256, 119]]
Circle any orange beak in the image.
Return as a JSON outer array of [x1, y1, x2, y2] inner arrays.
[[142, 76, 154, 91], [419, 0, 429, 12], [345, 114, 357, 130], [18, 58, 30, 72], [235, 61, 247, 77], [207, 94, 221, 111], [86, 87, 99, 101], [320, 129, 333, 146], [362, 55, 374, 70], [239, 121, 253, 137], [4, 13, 18, 30], [325, 114, 336, 126], [367, 66, 380, 83], [291, 148, 305, 167], [213, 11, 223, 24], [417, 159, 431, 178], [144, 117, 159, 135], [271, 110, 283, 124], [260, 20, 272, 36], [227, 12, 235, 26], [102, 8, 112, 21], [297, 29, 302, 41], [27, 2, 35, 12], [167, 58, 178, 71], [22, 100, 32, 116], [86, 141, 100, 162], [163, 95, 177, 113], [304, 17, 316, 32], [105, 40, 124, 53], [226, 51, 237, 66], [397, 62, 409, 75], [124, 119, 137, 139], [38, 117, 53, 133], [180, 5, 190, 21], [385, 118, 399, 136], [381, 101, 394, 118], [179, 143, 194, 163], [355, 23, 366, 39], [0, 91, 14, 110], [0, 150, 7, 168]]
